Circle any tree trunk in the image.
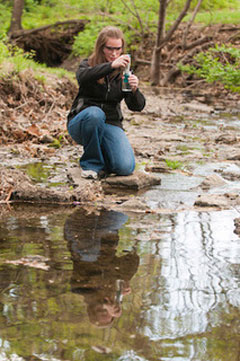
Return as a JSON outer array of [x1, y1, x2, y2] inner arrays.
[[150, 0, 194, 86], [150, 0, 167, 85], [9, 0, 24, 35]]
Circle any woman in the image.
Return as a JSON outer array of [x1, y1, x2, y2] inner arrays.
[[67, 26, 146, 179]]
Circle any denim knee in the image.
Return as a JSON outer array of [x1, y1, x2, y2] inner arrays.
[[67, 106, 106, 145], [84, 107, 106, 128], [111, 157, 135, 176]]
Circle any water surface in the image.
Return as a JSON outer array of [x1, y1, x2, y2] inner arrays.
[[0, 205, 239, 361]]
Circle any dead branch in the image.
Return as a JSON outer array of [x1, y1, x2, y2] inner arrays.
[[9, 19, 88, 39], [162, 41, 214, 85], [165, 36, 212, 62], [219, 26, 240, 32], [129, 0, 145, 35], [227, 31, 240, 42], [135, 58, 151, 65], [184, 36, 213, 50], [182, 0, 203, 48], [175, 41, 214, 66], [119, 0, 144, 35]]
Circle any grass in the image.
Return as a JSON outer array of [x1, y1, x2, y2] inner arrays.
[[165, 159, 184, 170], [193, 8, 240, 25], [0, 40, 74, 81]]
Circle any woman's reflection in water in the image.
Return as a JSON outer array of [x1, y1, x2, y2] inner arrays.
[[64, 208, 139, 327]]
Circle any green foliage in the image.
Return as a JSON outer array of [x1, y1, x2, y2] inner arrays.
[[199, 0, 239, 10], [0, 38, 73, 81], [165, 159, 183, 170], [72, 20, 110, 57], [178, 45, 240, 93], [170, 0, 239, 12], [0, 40, 39, 76], [194, 9, 240, 25], [0, 3, 11, 34]]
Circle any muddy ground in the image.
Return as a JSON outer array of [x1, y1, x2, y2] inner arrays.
[[1, 66, 240, 216]]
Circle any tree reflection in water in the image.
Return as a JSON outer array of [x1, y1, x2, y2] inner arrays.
[[64, 208, 139, 328]]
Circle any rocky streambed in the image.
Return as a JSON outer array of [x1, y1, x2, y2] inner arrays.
[[1, 86, 240, 217]]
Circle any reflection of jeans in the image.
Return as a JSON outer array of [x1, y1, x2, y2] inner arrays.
[[67, 106, 135, 175]]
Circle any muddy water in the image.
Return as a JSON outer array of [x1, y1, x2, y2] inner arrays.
[[0, 205, 239, 361]]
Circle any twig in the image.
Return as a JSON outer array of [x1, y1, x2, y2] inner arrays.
[[0, 187, 13, 204], [97, 12, 142, 36], [182, 0, 204, 48]]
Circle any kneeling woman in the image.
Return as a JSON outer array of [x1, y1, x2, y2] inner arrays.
[[67, 26, 146, 179]]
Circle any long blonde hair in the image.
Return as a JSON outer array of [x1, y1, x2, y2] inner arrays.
[[88, 26, 125, 67]]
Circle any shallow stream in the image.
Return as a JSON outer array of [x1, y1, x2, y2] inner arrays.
[[0, 203, 239, 361]]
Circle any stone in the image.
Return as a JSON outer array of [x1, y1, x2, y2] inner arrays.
[[103, 171, 161, 190], [200, 174, 226, 190]]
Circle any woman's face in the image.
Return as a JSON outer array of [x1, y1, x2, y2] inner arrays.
[[103, 37, 123, 62]]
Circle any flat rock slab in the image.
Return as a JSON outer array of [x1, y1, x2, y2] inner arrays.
[[194, 192, 240, 209], [200, 174, 227, 190], [103, 171, 161, 190]]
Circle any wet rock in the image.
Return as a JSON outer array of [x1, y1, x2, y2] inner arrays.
[[234, 217, 240, 235], [200, 174, 227, 190], [215, 134, 238, 144], [114, 197, 150, 213], [103, 171, 161, 190], [67, 165, 91, 187], [145, 162, 170, 173], [194, 194, 229, 208], [220, 170, 240, 181], [194, 193, 240, 209], [182, 102, 214, 113], [227, 152, 240, 161]]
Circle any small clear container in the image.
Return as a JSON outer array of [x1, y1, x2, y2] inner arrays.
[[122, 54, 131, 92]]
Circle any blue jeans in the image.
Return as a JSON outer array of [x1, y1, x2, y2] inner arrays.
[[67, 106, 135, 175]]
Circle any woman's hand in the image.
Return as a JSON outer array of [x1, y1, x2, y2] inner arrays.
[[111, 54, 130, 69], [128, 73, 139, 92]]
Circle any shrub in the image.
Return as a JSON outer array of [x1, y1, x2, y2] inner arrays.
[[178, 45, 240, 93]]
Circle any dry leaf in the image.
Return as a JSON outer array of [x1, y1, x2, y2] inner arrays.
[[26, 124, 41, 137]]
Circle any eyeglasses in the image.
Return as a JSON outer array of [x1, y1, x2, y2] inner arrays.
[[104, 46, 122, 52]]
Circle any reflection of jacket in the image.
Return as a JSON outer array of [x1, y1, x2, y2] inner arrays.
[[64, 209, 139, 294], [67, 59, 146, 128]]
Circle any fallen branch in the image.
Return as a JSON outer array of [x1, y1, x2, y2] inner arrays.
[[135, 58, 151, 65], [9, 19, 88, 39]]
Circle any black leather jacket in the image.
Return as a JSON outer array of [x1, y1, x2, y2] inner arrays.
[[67, 58, 146, 128]]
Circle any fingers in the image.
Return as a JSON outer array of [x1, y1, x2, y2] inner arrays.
[[128, 74, 139, 92], [111, 55, 130, 69]]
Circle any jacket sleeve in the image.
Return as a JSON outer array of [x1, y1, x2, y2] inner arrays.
[[76, 59, 114, 85], [124, 89, 146, 112]]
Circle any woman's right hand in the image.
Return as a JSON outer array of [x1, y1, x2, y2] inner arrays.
[[111, 55, 130, 69]]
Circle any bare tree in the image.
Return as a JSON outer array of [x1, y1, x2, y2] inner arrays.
[[8, 0, 24, 35], [150, 0, 194, 85]]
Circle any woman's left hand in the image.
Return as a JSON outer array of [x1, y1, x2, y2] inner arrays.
[[128, 73, 139, 92]]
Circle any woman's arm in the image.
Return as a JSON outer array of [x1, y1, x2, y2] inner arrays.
[[76, 59, 114, 85], [124, 88, 146, 112]]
